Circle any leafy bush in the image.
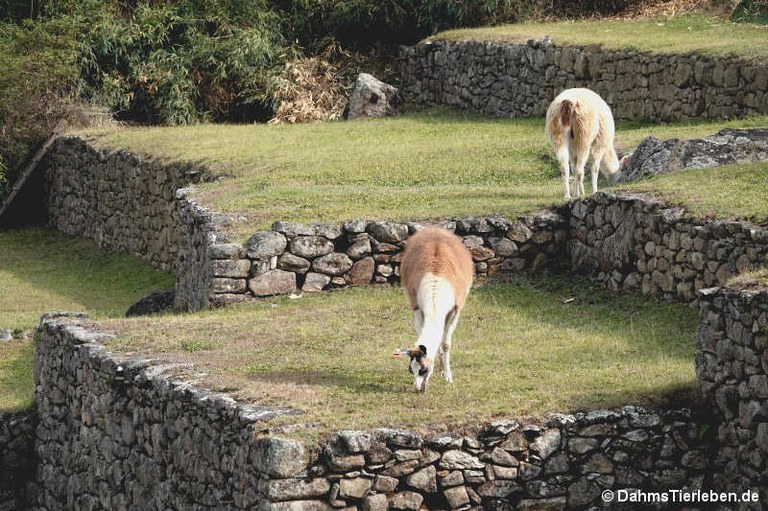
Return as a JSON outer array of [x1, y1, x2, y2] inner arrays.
[[0, 17, 81, 196], [76, 1, 290, 124]]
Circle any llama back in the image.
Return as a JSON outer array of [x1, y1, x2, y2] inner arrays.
[[400, 227, 473, 311]]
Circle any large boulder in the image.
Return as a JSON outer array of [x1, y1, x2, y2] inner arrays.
[[126, 289, 176, 317], [344, 73, 402, 120], [617, 128, 768, 183]]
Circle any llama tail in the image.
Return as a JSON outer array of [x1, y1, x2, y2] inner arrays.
[[559, 99, 573, 129]]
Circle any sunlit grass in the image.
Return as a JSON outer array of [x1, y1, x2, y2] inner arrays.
[[79, 109, 768, 241], [433, 14, 768, 61], [103, 275, 698, 443], [619, 160, 768, 220]]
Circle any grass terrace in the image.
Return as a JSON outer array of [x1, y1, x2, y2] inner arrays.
[[6, 107, 768, 434], [79, 109, 768, 241], [431, 14, 768, 62], [0, 229, 174, 412], [102, 274, 699, 443]]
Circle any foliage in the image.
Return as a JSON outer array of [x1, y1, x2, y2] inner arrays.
[[74, 1, 290, 124], [0, 16, 81, 198], [273, 0, 538, 50], [730, 0, 768, 24]]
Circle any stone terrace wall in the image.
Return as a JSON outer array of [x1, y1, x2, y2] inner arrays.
[[204, 213, 567, 308], [0, 410, 37, 511], [30, 315, 715, 511], [697, 286, 768, 510], [32, 314, 304, 510], [43, 137, 207, 271], [399, 41, 768, 121], [565, 192, 768, 304]]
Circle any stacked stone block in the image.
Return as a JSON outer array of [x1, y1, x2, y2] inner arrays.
[[43, 137, 207, 272], [204, 214, 567, 307], [566, 192, 768, 304], [399, 40, 768, 122], [29, 316, 712, 511], [697, 286, 768, 510]]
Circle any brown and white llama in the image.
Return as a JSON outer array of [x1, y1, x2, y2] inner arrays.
[[394, 227, 474, 392], [545, 87, 621, 200]]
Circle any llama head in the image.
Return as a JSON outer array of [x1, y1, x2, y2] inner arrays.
[[393, 344, 433, 392], [602, 148, 621, 179]]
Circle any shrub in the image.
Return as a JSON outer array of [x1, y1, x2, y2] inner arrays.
[[0, 17, 81, 197], [76, 1, 290, 124]]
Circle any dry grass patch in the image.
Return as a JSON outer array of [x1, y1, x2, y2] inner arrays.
[[103, 275, 698, 443]]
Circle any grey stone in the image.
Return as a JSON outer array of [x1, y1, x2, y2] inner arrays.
[[208, 243, 243, 259], [347, 239, 372, 259], [344, 73, 402, 120], [211, 259, 251, 278], [249, 270, 296, 296], [618, 129, 768, 183], [388, 491, 423, 511], [337, 431, 373, 453], [339, 477, 372, 499], [344, 219, 368, 233], [530, 428, 561, 460], [290, 236, 335, 259], [367, 222, 409, 244], [264, 478, 331, 501], [362, 493, 388, 511], [302, 272, 331, 293], [439, 450, 484, 470], [246, 231, 287, 259], [373, 475, 399, 493], [278, 253, 311, 273], [252, 437, 308, 478], [312, 253, 354, 276], [443, 486, 470, 508], [405, 465, 436, 493]]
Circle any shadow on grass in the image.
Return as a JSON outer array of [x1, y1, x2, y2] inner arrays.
[[0, 227, 174, 328]]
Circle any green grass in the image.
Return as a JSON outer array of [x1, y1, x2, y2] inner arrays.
[[0, 228, 174, 412], [432, 14, 768, 61], [102, 275, 698, 443], [79, 109, 768, 241], [620, 160, 768, 220]]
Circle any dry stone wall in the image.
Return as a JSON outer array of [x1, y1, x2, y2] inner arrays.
[[28, 315, 715, 511], [43, 137, 208, 272], [697, 286, 768, 510], [565, 192, 768, 304], [32, 314, 303, 510], [399, 40, 768, 121], [205, 214, 567, 307]]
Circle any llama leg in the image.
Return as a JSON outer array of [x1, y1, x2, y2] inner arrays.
[[441, 307, 460, 383], [556, 145, 571, 200], [591, 149, 605, 195], [413, 309, 423, 334], [574, 151, 588, 198]]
